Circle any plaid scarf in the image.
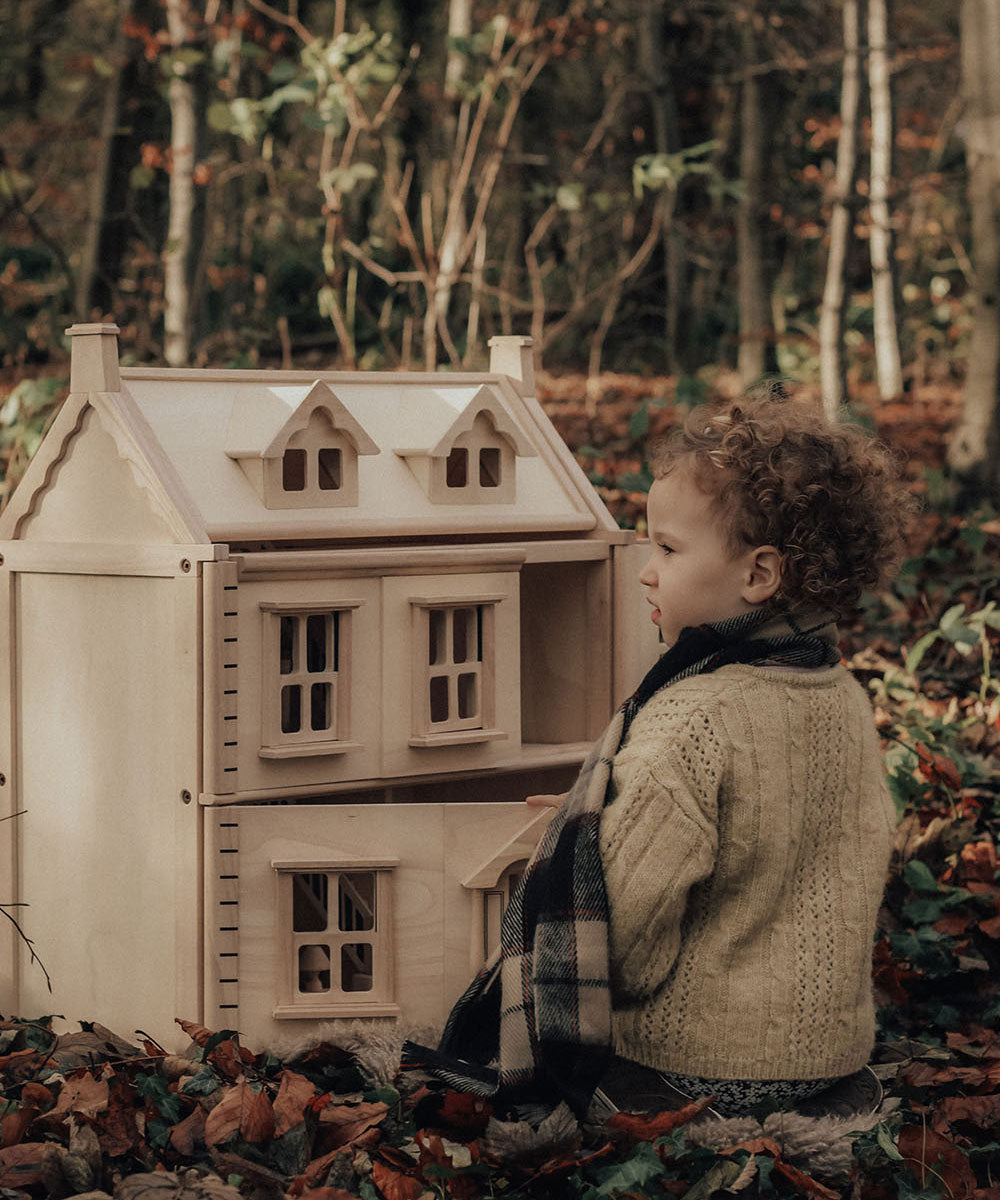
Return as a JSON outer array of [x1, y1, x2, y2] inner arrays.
[[401, 609, 840, 1118]]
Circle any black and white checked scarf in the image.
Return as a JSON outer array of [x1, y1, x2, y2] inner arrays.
[[401, 609, 840, 1118]]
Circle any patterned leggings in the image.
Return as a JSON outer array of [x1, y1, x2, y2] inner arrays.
[[595, 1056, 841, 1117]]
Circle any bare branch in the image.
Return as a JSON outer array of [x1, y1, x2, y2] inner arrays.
[[243, 0, 312, 43], [1, 903, 53, 993]]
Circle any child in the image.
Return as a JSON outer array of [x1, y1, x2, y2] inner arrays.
[[406, 393, 908, 1121]]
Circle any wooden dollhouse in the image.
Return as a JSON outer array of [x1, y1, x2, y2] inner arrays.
[[0, 325, 658, 1049]]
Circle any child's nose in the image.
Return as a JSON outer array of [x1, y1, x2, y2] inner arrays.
[[638, 556, 656, 586]]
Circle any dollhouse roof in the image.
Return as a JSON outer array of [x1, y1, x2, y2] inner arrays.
[[1, 329, 617, 543]]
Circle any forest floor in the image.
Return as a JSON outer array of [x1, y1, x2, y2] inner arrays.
[[1, 370, 999, 1200]]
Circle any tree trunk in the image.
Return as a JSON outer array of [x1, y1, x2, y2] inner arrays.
[[736, 6, 771, 387], [163, 0, 196, 366], [820, 0, 863, 420], [867, 0, 903, 398], [637, 0, 682, 374], [74, 0, 131, 320], [949, 0, 1000, 494]]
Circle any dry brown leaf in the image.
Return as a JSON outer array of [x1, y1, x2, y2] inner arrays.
[[175, 1018, 219, 1048], [170, 1105, 207, 1156], [50, 1024, 140, 1071], [318, 1101, 388, 1149], [897, 1125, 977, 1200], [274, 1068, 318, 1137], [52, 1071, 111, 1119], [203, 1079, 274, 1148], [0, 1141, 66, 1188], [298, 1188, 362, 1200], [371, 1159, 427, 1200]]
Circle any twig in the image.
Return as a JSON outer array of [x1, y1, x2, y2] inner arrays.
[[0, 904, 52, 992]]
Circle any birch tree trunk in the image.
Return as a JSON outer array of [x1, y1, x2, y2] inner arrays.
[[75, 0, 131, 319], [737, 5, 771, 387], [948, 0, 1000, 493], [819, 0, 863, 420], [867, 0, 903, 398], [163, 0, 196, 366], [432, 0, 471, 339]]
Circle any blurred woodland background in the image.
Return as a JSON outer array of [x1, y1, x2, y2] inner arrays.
[[2, 0, 1000, 507]]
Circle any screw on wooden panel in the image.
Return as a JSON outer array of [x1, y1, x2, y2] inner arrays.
[[180, 559, 192, 573], [0, 553, 5, 566], [181, 789, 192, 804], [0, 773, 5, 786]]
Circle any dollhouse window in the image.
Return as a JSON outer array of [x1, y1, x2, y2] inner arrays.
[[482, 859, 527, 960], [280, 444, 343, 495], [273, 860, 398, 1017], [409, 597, 507, 745], [260, 601, 363, 758]]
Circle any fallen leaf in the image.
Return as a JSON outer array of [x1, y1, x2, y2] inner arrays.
[[0, 1142, 66, 1188], [371, 1159, 426, 1200], [49, 1024, 141, 1071], [772, 1158, 841, 1199], [274, 1068, 319, 1136], [52, 1071, 110, 1119], [298, 1189, 362, 1200], [318, 1101, 389, 1149], [933, 1093, 1000, 1132], [721, 1137, 783, 1158], [897, 1125, 977, 1199], [95, 1076, 141, 1157], [204, 1079, 274, 1147], [208, 1037, 251, 1082], [175, 1018, 219, 1048], [606, 1095, 717, 1140], [169, 1105, 206, 1155]]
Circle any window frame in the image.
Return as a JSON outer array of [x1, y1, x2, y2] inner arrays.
[[408, 595, 507, 747], [272, 858, 399, 1019], [259, 601, 363, 759]]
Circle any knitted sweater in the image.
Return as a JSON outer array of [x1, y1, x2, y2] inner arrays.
[[599, 663, 895, 1082]]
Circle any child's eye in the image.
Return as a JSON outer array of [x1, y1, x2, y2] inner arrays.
[[658, 543, 674, 555]]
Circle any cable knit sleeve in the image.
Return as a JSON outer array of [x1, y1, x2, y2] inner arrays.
[[599, 694, 727, 1004]]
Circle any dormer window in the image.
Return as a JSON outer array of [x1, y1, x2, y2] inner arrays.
[[394, 385, 535, 506], [226, 380, 378, 510]]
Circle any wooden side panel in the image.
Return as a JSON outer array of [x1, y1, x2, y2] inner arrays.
[[227, 802, 550, 1048], [14, 572, 199, 1046], [612, 539, 662, 704], [520, 561, 612, 744], [0, 565, 15, 1011]]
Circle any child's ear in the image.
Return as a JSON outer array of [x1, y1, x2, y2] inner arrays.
[[742, 546, 784, 604]]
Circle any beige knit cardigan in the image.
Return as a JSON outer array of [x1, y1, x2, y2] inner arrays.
[[599, 663, 895, 1082]]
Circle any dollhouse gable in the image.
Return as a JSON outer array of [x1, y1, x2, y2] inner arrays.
[[393, 385, 535, 505], [0, 392, 205, 547], [225, 381, 379, 510]]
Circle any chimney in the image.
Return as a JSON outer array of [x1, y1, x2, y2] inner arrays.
[[66, 323, 121, 394], [488, 335, 535, 396]]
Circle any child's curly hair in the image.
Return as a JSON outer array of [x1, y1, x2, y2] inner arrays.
[[650, 391, 915, 619]]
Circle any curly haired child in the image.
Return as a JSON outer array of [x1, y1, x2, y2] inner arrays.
[[405, 392, 911, 1122]]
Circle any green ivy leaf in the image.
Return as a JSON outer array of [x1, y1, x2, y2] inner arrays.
[[876, 1122, 904, 1161], [903, 859, 942, 895], [135, 1072, 184, 1122]]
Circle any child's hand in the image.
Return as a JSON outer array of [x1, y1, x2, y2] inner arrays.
[[525, 792, 568, 809]]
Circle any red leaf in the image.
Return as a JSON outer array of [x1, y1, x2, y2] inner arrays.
[[299, 1190, 362, 1200], [721, 1137, 783, 1158], [606, 1095, 716, 1139], [897, 1125, 977, 1199], [917, 747, 962, 791], [372, 1159, 426, 1200], [772, 1158, 841, 1200], [209, 1037, 252, 1081], [436, 1090, 492, 1134], [978, 913, 1000, 938]]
